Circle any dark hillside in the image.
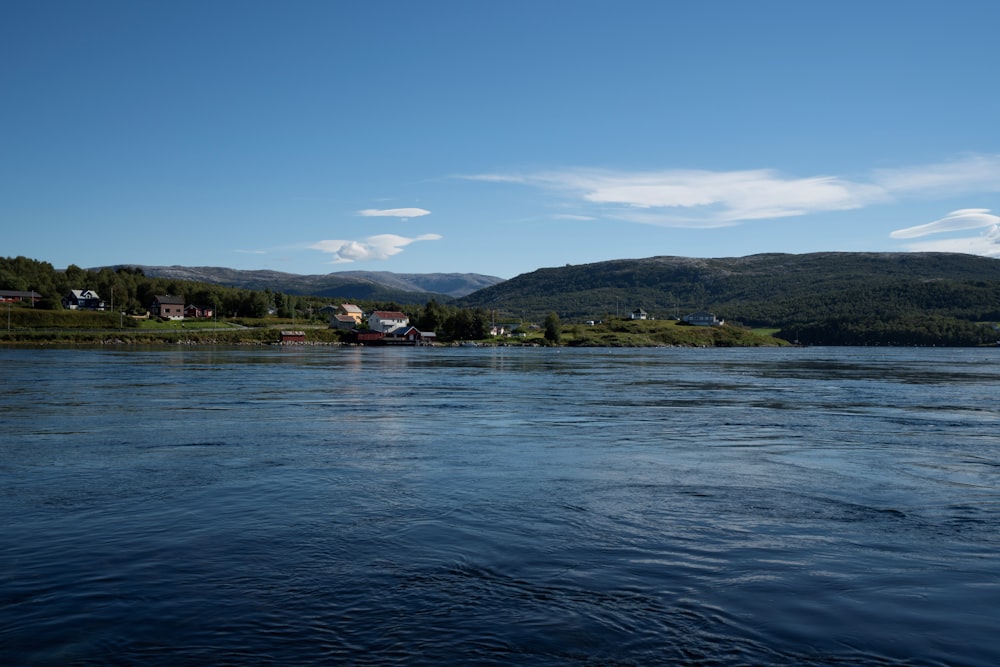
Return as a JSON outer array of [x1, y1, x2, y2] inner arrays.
[[458, 252, 1000, 341]]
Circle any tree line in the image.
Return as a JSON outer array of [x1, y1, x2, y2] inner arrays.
[[1, 256, 500, 340]]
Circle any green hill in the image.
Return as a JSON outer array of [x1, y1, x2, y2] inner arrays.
[[458, 252, 1000, 345]]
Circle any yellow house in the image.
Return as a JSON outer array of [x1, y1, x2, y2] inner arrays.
[[338, 303, 363, 325]]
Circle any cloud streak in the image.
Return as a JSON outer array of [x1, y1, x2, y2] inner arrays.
[[464, 168, 885, 227], [890, 208, 1000, 239], [462, 154, 1000, 229], [310, 233, 442, 264], [890, 208, 1000, 257], [358, 208, 431, 219], [874, 155, 1000, 196]]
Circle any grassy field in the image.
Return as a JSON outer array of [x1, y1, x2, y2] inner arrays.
[[0, 308, 345, 345], [557, 319, 787, 347], [1, 307, 787, 347]]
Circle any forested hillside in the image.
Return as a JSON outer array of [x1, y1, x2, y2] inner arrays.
[[0, 256, 400, 318], [458, 252, 1000, 345], [6, 252, 1000, 345], [0, 256, 501, 342]]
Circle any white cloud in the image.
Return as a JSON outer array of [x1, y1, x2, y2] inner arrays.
[[463, 154, 1000, 229], [310, 233, 442, 264], [890, 209, 1000, 257], [465, 167, 884, 227], [583, 170, 882, 221], [890, 208, 1000, 239], [874, 155, 1000, 196], [358, 208, 431, 219], [551, 213, 597, 221], [895, 228, 1000, 257]]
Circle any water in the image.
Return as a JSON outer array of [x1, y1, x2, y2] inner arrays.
[[1, 345, 998, 665]]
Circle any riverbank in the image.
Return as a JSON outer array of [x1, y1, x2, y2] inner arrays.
[[0, 321, 788, 347]]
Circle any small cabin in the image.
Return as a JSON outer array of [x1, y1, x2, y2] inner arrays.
[[384, 325, 437, 346], [279, 330, 306, 344], [184, 304, 214, 319]]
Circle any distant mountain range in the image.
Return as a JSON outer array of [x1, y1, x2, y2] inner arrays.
[[112, 265, 505, 302]]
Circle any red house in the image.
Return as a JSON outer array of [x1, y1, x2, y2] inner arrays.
[[184, 304, 215, 319], [0, 290, 41, 305]]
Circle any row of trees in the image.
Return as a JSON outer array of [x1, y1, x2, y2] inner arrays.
[[778, 315, 998, 347], [409, 299, 492, 341], [1, 256, 340, 320], [1, 256, 506, 340]]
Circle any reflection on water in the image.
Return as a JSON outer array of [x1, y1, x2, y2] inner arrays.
[[1, 346, 999, 665]]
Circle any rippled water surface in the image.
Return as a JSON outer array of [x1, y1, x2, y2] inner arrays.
[[2, 346, 999, 665]]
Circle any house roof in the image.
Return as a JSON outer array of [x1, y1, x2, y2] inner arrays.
[[370, 310, 408, 319], [70, 289, 101, 300], [340, 303, 363, 314], [154, 295, 185, 305], [385, 325, 436, 339]]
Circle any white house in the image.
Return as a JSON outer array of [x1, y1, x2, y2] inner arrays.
[[63, 289, 104, 310], [630, 307, 648, 320], [368, 310, 409, 333], [683, 311, 724, 326]]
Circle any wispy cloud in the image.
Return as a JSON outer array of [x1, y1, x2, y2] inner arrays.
[[552, 213, 597, 221], [890, 208, 1000, 257], [463, 168, 884, 227], [461, 154, 1000, 229], [358, 208, 431, 219], [310, 233, 442, 264], [890, 208, 1000, 239], [874, 155, 1000, 196]]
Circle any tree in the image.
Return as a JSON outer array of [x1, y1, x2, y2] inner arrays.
[[544, 312, 561, 344], [416, 299, 445, 332]]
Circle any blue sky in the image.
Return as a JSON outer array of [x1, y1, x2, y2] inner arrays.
[[3, 1, 1000, 279]]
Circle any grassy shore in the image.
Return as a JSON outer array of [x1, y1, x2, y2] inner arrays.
[[1, 308, 787, 347], [556, 319, 787, 347]]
